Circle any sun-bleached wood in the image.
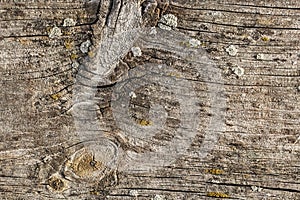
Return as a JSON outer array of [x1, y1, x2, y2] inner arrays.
[[0, 0, 299, 199]]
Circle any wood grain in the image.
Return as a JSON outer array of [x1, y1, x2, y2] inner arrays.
[[0, 0, 299, 199]]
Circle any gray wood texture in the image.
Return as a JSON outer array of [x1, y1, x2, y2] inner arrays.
[[0, 0, 299, 199]]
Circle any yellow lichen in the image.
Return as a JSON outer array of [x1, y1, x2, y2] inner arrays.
[[207, 192, 229, 198], [168, 72, 181, 78], [63, 30, 73, 36], [180, 41, 187, 47], [90, 190, 100, 195], [205, 168, 224, 175], [70, 53, 78, 60], [51, 93, 61, 100], [88, 50, 95, 58], [64, 39, 74, 49], [180, 41, 191, 48], [18, 38, 31, 45], [46, 27, 52, 33], [139, 119, 152, 126], [261, 36, 270, 42]]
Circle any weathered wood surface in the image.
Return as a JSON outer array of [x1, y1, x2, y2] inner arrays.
[[0, 0, 299, 199]]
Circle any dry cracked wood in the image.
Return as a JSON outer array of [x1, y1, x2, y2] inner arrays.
[[0, 0, 299, 199]]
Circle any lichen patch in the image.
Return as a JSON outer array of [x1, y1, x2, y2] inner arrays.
[[158, 14, 177, 30], [80, 40, 92, 53], [232, 66, 244, 77], [131, 46, 142, 57], [49, 26, 62, 38], [63, 18, 76, 27], [226, 45, 237, 56]]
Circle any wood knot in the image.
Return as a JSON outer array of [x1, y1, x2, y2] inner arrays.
[[70, 150, 103, 178], [63, 140, 118, 183], [48, 176, 66, 192]]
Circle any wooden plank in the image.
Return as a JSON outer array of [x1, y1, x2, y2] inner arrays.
[[0, 0, 299, 199]]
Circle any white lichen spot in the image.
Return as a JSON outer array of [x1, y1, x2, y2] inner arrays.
[[129, 91, 137, 98], [72, 61, 79, 69], [131, 46, 142, 57], [80, 40, 92, 54], [256, 53, 264, 60], [256, 53, 268, 60], [153, 194, 165, 200], [49, 26, 62, 38], [256, 53, 272, 61], [189, 38, 201, 48], [292, 60, 297, 65], [149, 27, 157, 35], [232, 66, 244, 77], [63, 18, 76, 27], [226, 45, 237, 56], [158, 23, 171, 31], [158, 14, 177, 31], [251, 186, 263, 192], [297, 85, 300, 91], [207, 11, 223, 17], [129, 190, 138, 197]]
